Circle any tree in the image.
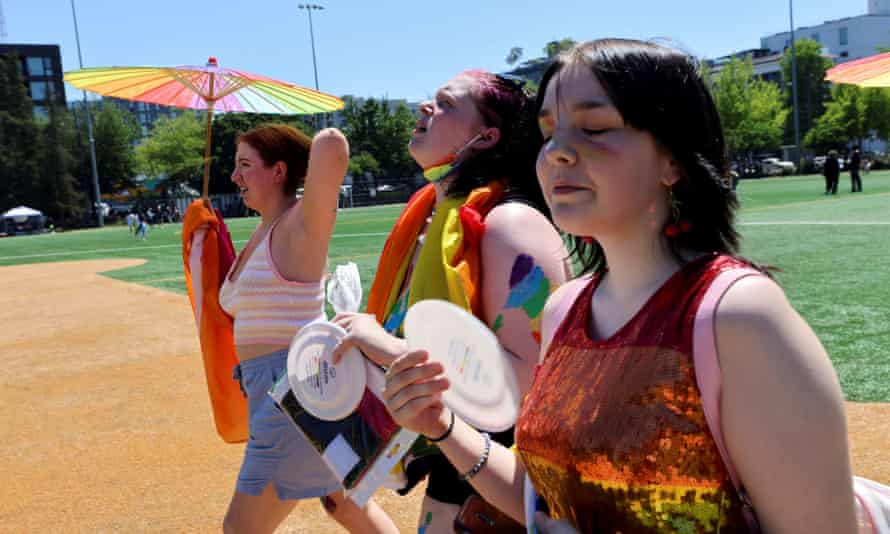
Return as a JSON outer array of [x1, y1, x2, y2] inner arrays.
[[36, 106, 84, 224], [863, 87, 890, 141], [134, 113, 205, 192], [506, 47, 524, 66], [503, 38, 578, 87], [340, 96, 417, 182], [92, 103, 140, 193], [781, 39, 833, 143], [347, 151, 380, 179], [0, 53, 42, 212], [376, 102, 417, 178], [544, 38, 576, 58], [804, 85, 890, 151], [711, 56, 788, 158]]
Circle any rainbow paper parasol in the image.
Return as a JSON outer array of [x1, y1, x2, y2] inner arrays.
[[65, 57, 344, 197], [825, 51, 890, 87]]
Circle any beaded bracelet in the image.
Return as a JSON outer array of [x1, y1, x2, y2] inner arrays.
[[427, 411, 455, 443], [460, 432, 491, 481]]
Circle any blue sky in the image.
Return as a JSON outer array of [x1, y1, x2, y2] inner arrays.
[[5, 0, 865, 103]]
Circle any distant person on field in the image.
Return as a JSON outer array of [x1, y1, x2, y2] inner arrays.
[[126, 211, 137, 237], [824, 150, 840, 195], [136, 215, 148, 240], [849, 148, 862, 193]]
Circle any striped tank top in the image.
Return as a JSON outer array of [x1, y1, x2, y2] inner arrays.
[[219, 220, 325, 346]]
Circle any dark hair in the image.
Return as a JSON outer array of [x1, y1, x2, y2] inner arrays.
[[236, 124, 312, 196], [537, 39, 740, 274], [446, 70, 547, 213]]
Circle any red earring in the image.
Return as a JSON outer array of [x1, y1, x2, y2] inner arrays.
[[663, 187, 691, 238]]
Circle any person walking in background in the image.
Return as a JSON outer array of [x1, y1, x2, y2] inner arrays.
[[850, 148, 862, 192], [824, 150, 840, 195], [135, 214, 149, 240], [126, 211, 137, 237]]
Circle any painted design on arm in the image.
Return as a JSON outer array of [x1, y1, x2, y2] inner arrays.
[[418, 511, 433, 533], [492, 254, 552, 345]]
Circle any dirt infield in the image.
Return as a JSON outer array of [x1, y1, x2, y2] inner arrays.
[[0, 259, 886, 533]]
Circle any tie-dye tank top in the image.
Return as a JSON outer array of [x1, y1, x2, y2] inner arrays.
[[515, 254, 751, 533]]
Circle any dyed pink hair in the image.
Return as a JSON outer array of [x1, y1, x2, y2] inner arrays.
[[459, 69, 526, 128]]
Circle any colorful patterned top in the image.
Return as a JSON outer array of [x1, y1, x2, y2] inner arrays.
[[515, 254, 751, 533]]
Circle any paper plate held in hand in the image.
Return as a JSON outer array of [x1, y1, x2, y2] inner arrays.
[[287, 321, 367, 421], [403, 299, 520, 432]]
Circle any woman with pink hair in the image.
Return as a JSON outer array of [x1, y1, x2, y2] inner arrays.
[[331, 70, 570, 532]]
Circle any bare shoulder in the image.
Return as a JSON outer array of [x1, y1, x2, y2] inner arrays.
[[485, 202, 551, 234], [713, 274, 809, 368], [482, 202, 560, 250], [714, 274, 789, 329], [713, 274, 855, 532]]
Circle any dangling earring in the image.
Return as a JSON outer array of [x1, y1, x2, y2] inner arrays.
[[663, 187, 691, 238]]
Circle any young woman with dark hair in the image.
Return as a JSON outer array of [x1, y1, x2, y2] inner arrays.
[[381, 40, 857, 533], [330, 70, 570, 532]]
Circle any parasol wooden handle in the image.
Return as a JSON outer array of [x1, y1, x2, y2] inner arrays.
[[202, 72, 216, 208]]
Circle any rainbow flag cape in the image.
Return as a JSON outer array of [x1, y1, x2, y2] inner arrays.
[[182, 200, 247, 443], [366, 182, 504, 325]]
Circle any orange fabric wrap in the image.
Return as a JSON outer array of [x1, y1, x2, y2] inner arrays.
[[182, 200, 247, 443]]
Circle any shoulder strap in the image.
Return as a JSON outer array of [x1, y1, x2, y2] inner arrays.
[[692, 266, 763, 533], [541, 275, 592, 356]]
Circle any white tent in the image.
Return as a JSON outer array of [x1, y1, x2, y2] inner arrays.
[[3, 206, 43, 221], [1, 206, 45, 235]]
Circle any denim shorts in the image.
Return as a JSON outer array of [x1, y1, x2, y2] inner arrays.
[[233, 349, 341, 500]]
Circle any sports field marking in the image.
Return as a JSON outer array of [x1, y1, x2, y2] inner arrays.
[[0, 232, 389, 262], [123, 276, 187, 284], [0, 242, 183, 261], [130, 252, 383, 286], [739, 221, 890, 225], [741, 191, 890, 212], [334, 217, 401, 225]]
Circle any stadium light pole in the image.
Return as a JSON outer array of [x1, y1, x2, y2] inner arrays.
[[298, 3, 323, 90], [789, 0, 802, 174], [71, 0, 103, 226], [298, 3, 324, 128]]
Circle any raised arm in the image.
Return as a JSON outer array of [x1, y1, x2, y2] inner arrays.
[[285, 127, 349, 240], [716, 276, 857, 534]]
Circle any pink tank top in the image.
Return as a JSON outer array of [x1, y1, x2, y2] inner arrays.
[[219, 220, 325, 346]]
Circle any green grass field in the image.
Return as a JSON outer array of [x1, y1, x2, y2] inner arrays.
[[2, 172, 888, 401]]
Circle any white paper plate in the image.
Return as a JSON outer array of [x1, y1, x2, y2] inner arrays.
[[287, 321, 367, 421], [403, 299, 520, 432]]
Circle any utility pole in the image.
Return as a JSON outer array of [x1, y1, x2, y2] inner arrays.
[[0, 0, 8, 42], [71, 0, 103, 226], [789, 0, 802, 174]]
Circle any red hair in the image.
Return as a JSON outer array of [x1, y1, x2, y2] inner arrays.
[[237, 124, 312, 196]]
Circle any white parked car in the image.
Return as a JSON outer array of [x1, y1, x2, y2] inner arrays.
[[760, 157, 797, 176]]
